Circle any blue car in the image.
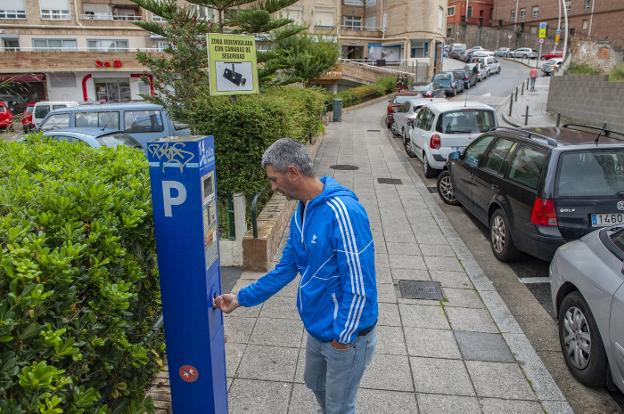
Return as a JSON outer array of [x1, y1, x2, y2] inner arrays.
[[40, 128, 142, 148]]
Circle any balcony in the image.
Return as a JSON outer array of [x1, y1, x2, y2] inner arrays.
[[0, 51, 153, 73], [339, 25, 382, 38], [81, 13, 142, 21], [313, 25, 337, 34]]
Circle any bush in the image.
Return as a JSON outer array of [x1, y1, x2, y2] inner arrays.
[[186, 86, 326, 200], [0, 136, 163, 413], [336, 76, 395, 108], [609, 64, 624, 81], [566, 63, 602, 76]]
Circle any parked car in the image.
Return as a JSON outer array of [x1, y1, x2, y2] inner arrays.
[[437, 124, 624, 262], [411, 82, 446, 98], [386, 92, 420, 128], [408, 101, 497, 178], [38, 102, 191, 148], [471, 56, 501, 75], [464, 63, 488, 82], [40, 128, 142, 148], [452, 69, 476, 89], [511, 48, 538, 59], [392, 97, 446, 147], [471, 50, 493, 59], [542, 58, 563, 76], [0, 93, 27, 114], [0, 101, 13, 130], [432, 72, 463, 97], [542, 52, 563, 60], [21, 103, 35, 132], [33, 101, 80, 128], [450, 43, 467, 59], [550, 225, 624, 394], [464, 46, 485, 62], [494, 47, 511, 57]]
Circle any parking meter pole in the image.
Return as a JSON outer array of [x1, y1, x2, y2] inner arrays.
[[147, 136, 228, 414]]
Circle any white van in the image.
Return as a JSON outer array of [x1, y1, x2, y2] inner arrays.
[[33, 101, 79, 127]]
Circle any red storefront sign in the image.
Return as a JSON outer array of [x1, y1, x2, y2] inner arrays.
[[95, 59, 122, 68]]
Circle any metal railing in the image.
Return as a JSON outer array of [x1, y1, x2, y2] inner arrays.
[[340, 25, 382, 32], [80, 13, 143, 21], [0, 46, 164, 52], [339, 58, 420, 77]]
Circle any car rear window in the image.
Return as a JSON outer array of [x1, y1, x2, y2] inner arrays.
[[124, 110, 164, 133], [393, 96, 415, 104], [76, 111, 120, 129], [612, 228, 624, 252], [41, 113, 70, 131], [34, 105, 50, 118], [97, 133, 141, 148], [557, 150, 624, 197], [436, 110, 496, 134]]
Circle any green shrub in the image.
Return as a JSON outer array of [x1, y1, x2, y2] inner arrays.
[[0, 136, 163, 413], [336, 76, 395, 108], [609, 64, 624, 81], [567, 63, 602, 76]]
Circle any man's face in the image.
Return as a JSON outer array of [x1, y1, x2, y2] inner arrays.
[[265, 165, 299, 201]]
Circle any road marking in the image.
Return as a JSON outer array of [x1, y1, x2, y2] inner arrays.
[[482, 92, 492, 97], [519, 277, 551, 284]]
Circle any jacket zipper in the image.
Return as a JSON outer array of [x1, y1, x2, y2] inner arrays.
[[301, 202, 308, 249], [331, 292, 338, 320]]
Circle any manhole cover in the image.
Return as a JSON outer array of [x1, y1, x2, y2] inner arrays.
[[330, 165, 359, 170], [427, 187, 437, 193], [398, 280, 445, 300], [377, 178, 403, 185], [367, 129, 381, 132]]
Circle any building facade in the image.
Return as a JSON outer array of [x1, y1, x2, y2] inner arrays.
[[491, 0, 624, 49]]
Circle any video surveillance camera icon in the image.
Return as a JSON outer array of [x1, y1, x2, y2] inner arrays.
[[223, 63, 246, 87]]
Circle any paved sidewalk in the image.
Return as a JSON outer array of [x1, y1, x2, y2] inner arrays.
[[499, 76, 558, 127], [223, 101, 573, 413]]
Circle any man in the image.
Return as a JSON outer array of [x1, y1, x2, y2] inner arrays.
[[529, 66, 539, 91], [215, 138, 378, 414]]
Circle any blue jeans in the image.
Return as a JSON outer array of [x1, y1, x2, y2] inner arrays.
[[530, 77, 536, 90], [304, 328, 377, 414]]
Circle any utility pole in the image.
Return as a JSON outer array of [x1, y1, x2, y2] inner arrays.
[[512, 0, 519, 49], [562, 0, 569, 60], [588, 0, 596, 37], [554, 0, 561, 52]]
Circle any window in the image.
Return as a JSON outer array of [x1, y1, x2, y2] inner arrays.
[[400, 102, 410, 113], [416, 108, 435, 131], [410, 40, 429, 58], [40, 9, 69, 19], [76, 111, 120, 129], [87, 39, 128, 51], [438, 6, 444, 29], [467, 6, 472, 17], [49, 73, 76, 87], [507, 146, 546, 190], [343, 16, 361, 29], [124, 110, 164, 133], [436, 110, 496, 134], [364, 16, 376, 30], [34, 105, 50, 119], [582, 19, 588, 30], [2, 39, 19, 51], [315, 9, 335, 27], [40, 0, 70, 19], [343, 0, 364, 5], [519, 8, 526, 19], [464, 136, 495, 168], [190, 5, 213, 20], [566, 0, 571, 11], [0, 0, 26, 20], [365, 0, 376, 7], [41, 113, 70, 131], [482, 138, 514, 175], [151, 13, 165, 22], [585, 0, 592, 9], [49, 134, 79, 143], [612, 228, 624, 252], [557, 150, 624, 197], [448, 6, 455, 16], [97, 133, 141, 148], [532, 7, 539, 17], [511, 9, 515, 20], [32, 38, 77, 51]]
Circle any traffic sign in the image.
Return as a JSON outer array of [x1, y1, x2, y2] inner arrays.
[[207, 33, 259, 96], [538, 22, 547, 39], [539, 38, 545, 44]]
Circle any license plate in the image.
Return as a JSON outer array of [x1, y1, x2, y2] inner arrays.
[[591, 213, 624, 227]]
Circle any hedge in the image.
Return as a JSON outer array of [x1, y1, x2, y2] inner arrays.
[[336, 76, 396, 108], [0, 137, 162, 413]]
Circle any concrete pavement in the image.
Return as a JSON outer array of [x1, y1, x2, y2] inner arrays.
[[499, 76, 558, 128], [223, 100, 573, 413]]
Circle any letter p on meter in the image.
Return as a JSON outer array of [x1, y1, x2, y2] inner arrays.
[[162, 181, 187, 217]]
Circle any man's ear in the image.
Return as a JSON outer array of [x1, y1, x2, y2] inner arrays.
[[287, 165, 300, 179]]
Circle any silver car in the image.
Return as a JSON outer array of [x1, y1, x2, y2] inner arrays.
[[550, 225, 624, 392]]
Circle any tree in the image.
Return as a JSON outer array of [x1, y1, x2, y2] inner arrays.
[[130, 0, 304, 120]]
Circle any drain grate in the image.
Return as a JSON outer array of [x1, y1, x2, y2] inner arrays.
[[377, 178, 403, 185], [367, 129, 381, 132], [398, 280, 445, 300], [330, 165, 359, 170], [427, 187, 437, 193]]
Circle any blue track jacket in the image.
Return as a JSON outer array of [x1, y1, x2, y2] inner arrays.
[[237, 176, 378, 344]]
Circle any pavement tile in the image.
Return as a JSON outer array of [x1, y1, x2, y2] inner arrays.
[[418, 243, 456, 257], [384, 231, 417, 243], [224, 316, 256, 344], [480, 398, 543, 414], [375, 325, 407, 355], [442, 288, 484, 309], [357, 389, 419, 413], [386, 241, 422, 256], [260, 296, 301, 319], [237, 345, 299, 381], [389, 254, 427, 270], [228, 379, 291, 414], [226, 303, 262, 318], [454, 331, 514, 362], [404, 328, 461, 359], [375, 253, 390, 268], [415, 232, 447, 244], [249, 318, 303, 347], [410, 357, 475, 396], [424, 256, 464, 272], [466, 361, 537, 400], [375, 266, 393, 284], [391, 268, 431, 281], [399, 303, 450, 329], [225, 342, 246, 378], [430, 270, 473, 289], [288, 383, 320, 414], [294, 348, 305, 383], [445, 307, 499, 334], [479, 291, 523, 334], [378, 303, 401, 326], [377, 283, 398, 303], [361, 354, 414, 392], [417, 394, 480, 414]]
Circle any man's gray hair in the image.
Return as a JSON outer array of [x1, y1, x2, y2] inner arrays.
[[261, 138, 315, 176]]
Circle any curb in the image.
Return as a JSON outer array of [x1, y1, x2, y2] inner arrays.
[[503, 57, 540, 69], [343, 93, 394, 114]]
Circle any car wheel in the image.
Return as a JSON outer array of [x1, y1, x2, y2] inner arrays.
[[423, 154, 437, 178], [437, 170, 460, 206], [559, 291, 608, 387], [523, 54, 528, 59], [405, 139, 417, 158], [489, 209, 520, 261]]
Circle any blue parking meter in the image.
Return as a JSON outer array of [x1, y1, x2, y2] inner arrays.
[[147, 136, 228, 414]]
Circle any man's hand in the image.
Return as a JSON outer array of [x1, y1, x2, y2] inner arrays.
[[330, 339, 352, 350], [214, 293, 240, 314]]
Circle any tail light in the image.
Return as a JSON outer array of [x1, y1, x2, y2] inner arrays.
[[424, 91, 432, 97], [429, 134, 441, 149], [464, 76, 469, 80], [530, 197, 558, 226]]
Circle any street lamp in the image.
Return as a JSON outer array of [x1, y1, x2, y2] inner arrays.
[[561, 0, 569, 60]]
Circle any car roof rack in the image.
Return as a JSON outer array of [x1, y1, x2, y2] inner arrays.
[[493, 126, 558, 147], [562, 123, 624, 142]]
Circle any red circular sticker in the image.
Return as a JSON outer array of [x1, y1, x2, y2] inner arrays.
[[179, 365, 199, 383]]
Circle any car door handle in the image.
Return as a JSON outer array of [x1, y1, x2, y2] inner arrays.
[[491, 184, 500, 191]]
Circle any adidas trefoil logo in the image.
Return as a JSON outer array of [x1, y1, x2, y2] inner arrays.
[[311, 234, 318, 244]]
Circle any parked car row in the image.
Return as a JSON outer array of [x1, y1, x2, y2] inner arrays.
[[430, 123, 624, 395], [449, 44, 558, 61]]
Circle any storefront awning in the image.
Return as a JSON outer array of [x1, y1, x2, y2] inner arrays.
[[0, 74, 46, 82]]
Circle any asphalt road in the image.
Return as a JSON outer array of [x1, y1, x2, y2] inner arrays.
[[385, 58, 623, 412]]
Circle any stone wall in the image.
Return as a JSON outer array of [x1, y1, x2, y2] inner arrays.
[[448, 23, 556, 52], [547, 75, 624, 133], [571, 39, 623, 73]]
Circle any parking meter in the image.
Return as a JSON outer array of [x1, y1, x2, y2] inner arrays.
[[147, 136, 228, 414]]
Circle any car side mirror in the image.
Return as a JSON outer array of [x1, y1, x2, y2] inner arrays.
[[448, 151, 461, 161]]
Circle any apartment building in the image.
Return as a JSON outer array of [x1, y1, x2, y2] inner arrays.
[[447, 0, 493, 40], [491, 0, 624, 49]]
